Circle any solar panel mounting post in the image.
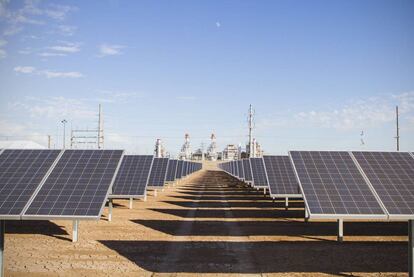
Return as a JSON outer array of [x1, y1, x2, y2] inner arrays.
[[129, 198, 133, 209], [0, 220, 4, 277], [72, 220, 79, 242], [285, 197, 289, 210], [108, 199, 113, 222], [337, 219, 344, 242], [263, 188, 266, 195], [409, 220, 413, 277]]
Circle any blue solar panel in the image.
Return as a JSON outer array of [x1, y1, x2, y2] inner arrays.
[[249, 158, 269, 188], [165, 159, 178, 182], [148, 158, 169, 187], [110, 155, 153, 198], [0, 149, 61, 219], [23, 150, 123, 219]]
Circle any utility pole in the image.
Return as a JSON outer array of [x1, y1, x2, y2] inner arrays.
[[248, 104, 254, 158], [48, 135, 51, 149], [61, 119, 67, 149], [98, 104, 104, 149], [396, 106, 400, 151]]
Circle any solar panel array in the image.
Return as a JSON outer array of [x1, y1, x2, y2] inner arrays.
[[24, 150, 124, 219], [0, 149, 61, 219], [0, 149, 125, 221], [249, 158, 269, 188], [263, 155, 301, 197], [289, 151, 386, 219], [110, 155, 153, 198], [148, 157, 169, 187], [352, 151, 414, 219], [165, 159, 178, 182]]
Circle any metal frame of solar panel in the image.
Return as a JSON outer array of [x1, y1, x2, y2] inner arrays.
[[242, 159, 253, 183], [109, 155, 153, 199], [22, 149, 124, 220], [263, 155, 301, 198], [289, 151, 387, 220], [165, 159, 178, 182], [249, 158, 269, 189], [148, 157, 169, 188], [0, 149, 62, 220], [351, 151, 414, 220]]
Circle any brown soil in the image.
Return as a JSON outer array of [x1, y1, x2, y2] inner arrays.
[[4, 165, 409, 276]]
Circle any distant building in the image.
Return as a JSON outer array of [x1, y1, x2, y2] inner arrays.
[[179, 133, 192, 160], [206, 133, 218, 161], [222, 144, 239, 160], [246, 138, 263, 157]]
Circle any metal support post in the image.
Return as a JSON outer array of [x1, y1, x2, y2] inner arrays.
[[108, 199, 113, 222], [337, 219, 344, 242], [409, 220, 413, 277], [72, 220, 79, 242], [285, 197, 289, 210], [129, 198, 133, 209]]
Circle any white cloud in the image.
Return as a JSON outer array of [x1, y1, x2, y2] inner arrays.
[[216, 21, 221, 28], [41, 70, 83, 78], [38, 52, 66, 57], [0, 1, 76, 36], [9, 96, 95, 120], [14, 66, 36, 73], [98, 44, 124, 57], [13, 66, 83, 78], [48, 41, 80, 53], [56, 25, 77, 36]]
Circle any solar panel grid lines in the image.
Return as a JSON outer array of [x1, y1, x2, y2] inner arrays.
[[165, 159, 178, 182], [148, 157, 169, 187], [351, 151, 414, 220], [242, 159, 253, 182], [262, 155, 301, 197], [289, 151, 387, 220], [110, 155, 154, 198], [23, 149, 124, 220], [249, 157, 269, 188], [176, 160, 183, 179], [238, 160, 245, 180], [0, 149, 63, 220]]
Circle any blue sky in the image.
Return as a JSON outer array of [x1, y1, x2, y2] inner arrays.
[[0, 0, 413, 156]]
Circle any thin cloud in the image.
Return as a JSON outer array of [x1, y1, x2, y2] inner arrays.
[[48, 42, 80, 53], [14, 66, 36, 74], [216, 21, 221, 28], [0, 39, 6, 59], [56, 25, 77, 36], [38, 52, 66, 57], [98, 44, 124, 57], [13, 66, 83, 78]]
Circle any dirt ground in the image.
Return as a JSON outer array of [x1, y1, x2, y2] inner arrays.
[[4, 162, 409, 276]]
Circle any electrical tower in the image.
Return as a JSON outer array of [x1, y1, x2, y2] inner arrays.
[[70, 104, 104, 149], [207, 133, 218, 161], [179, 133, 191, 160], [248, 104, 255, 157], [154, 138, 164, 157]]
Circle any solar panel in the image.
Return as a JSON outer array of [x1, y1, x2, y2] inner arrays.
[[352, 151, 414, 219], [165, 159, 178, 182], [234, 160, 240, 178], [249, 158, 269, 188], [23, 150, 123, 220], [182, 161, 188, 177], [289, 151, 386, 219], [238, 160, 245, 180], [176, 160, 184, 179], [148, 158, 169, 187], [242, 159, 252, 182], [110, 155, 153, 198], [0, 149, 61, 219], [263, 155, 301, 197]]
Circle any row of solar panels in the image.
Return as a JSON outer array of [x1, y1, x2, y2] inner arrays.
[[219, 151, 414, 221], [0, 149, 202, 221]]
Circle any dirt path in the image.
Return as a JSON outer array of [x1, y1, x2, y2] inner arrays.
[[5, 166, 408, 276]]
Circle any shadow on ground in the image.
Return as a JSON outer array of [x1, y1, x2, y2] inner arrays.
[[99, 240, 407, 274]]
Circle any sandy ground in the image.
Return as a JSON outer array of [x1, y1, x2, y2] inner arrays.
[[4, 162, 409, 276]]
